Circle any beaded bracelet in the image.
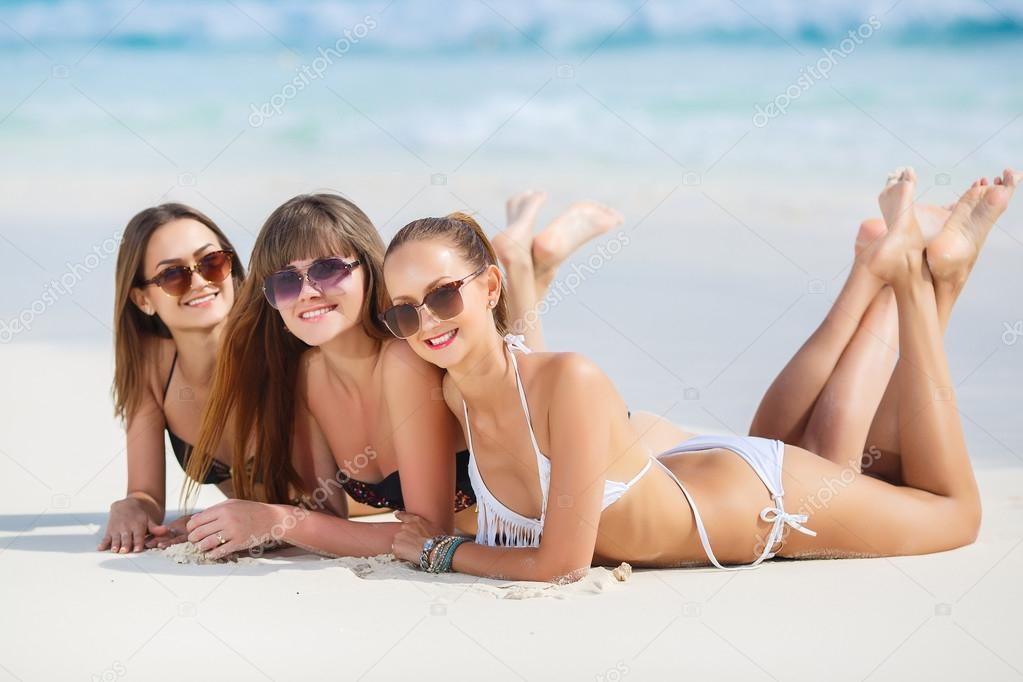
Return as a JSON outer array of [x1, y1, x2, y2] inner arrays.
[[423, 535, 468, 573], [427, 536, 457, 572], [435, 536, 467, 573], [420, 535, 443, 571]]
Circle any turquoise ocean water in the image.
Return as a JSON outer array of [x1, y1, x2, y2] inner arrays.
[[0, 0, 1020, 457]]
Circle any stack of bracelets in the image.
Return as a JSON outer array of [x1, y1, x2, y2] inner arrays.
[[419, 535, 469, 573]]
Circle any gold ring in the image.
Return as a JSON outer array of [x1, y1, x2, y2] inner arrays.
[[216, 533, 227, 545]]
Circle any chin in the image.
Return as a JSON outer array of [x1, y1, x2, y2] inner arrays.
[[172, 307, 230, 332], [292, 324, 341, 347], [292, 317, 361, 347]]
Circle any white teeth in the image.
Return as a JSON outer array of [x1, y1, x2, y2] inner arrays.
[[300, 306, 334, 319], [185, 293, 215, 306], [427, 330, 456, 346]]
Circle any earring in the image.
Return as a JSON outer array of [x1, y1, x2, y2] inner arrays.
[[488, 300, 497, 308]]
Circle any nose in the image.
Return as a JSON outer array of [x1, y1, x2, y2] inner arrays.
[[297, 275, 322, 301], [189, 268, 209, 290], [418, 305, 442, 335]]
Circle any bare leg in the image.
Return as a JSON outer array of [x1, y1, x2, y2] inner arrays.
[[797, 200, 953, 471], [778, 169, 984, 560], [532, 201, 623, 298], [798, 285, 898, 467], [495, 195, 624, 350], [749, 218, 888, 444], [494, 191, 548, 350], [871, 167, 983, 500], [751, 198, 977, 472], [863, 170, 1017, 478]]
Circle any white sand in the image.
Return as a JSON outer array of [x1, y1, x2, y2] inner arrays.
[[154, 541, 631, 600], [3, 343, 1023, 680]]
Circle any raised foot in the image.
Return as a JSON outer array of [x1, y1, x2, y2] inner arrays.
[[493, 190, 547, 269], [927, 168, 1018, 286], [532, 201, 623, 273], [862, 167, 927, 285]]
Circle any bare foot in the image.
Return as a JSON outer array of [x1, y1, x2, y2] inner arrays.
[[493, 190, 547, 269], [854, 203, 952, 257], [863, 167, 926, 285], [927, 168, 1018, 286], [532, 201, 623, 274], [854, 218, 887, 256], [917, 204, 953, 243]]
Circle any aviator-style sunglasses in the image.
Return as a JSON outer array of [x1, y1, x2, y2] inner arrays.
[[139, 249, 234, 297], [261, 256, 362, 309], [380, 265, 486, 339]]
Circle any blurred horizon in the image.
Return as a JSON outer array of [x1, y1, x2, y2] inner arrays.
[[2, 0, 1022, 52], [1, 0, 1021, 460]]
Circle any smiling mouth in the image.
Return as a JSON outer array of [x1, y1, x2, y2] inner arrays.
[[299, 304, 337, 320], [184, 291, 218, 307], [424, 328, 458, 349]]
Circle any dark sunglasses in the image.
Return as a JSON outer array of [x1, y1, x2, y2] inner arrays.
[[139, 250, 234, 297], [380, 266, 486, 339], [262, 257, 362, 309]]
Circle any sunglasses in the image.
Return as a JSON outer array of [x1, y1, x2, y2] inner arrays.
[[380, 266, 486, 339], [262, 256, 362, 309], [139, 250, 234, 297]]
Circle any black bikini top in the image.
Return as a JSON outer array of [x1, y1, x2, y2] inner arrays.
[[163, 352, 231, 485], [163, 351, 478, 510], [340, 450, 476, 512]]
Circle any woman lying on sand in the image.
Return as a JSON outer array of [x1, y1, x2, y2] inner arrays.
[[100, 191, 618, 554], [99, 205, 245, 553], [385, 168, 1016, 580], [181, 192, 624, 558]]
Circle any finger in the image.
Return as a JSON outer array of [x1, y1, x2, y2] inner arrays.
[[196, 530, 228, 553], [394, 511, 407, 521], [110, 531, 125, 553], [149, 526, 169, 537], [186, 509, 218, 531], [208, 540, 243, 561], [169, 515, 191, 531], [156, 534, 189, 550], [133, 530, 145, 553], [97, 533, 112, 551], [148, 518, 169, 536], [394, 539, 417, 563], [187, 519, 224, 544]]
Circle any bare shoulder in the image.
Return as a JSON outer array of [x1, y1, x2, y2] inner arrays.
[[380, 339, 442, 385], [521, 351, 611, 396], [143, 336, 176, 403]]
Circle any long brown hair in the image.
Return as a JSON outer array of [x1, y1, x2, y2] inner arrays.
[[112, 203, 244, 422], [386, 211, 509, 334], [185, 193, 390, 506]]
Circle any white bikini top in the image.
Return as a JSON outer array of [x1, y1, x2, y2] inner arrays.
[[463, 334, 652, 548]]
